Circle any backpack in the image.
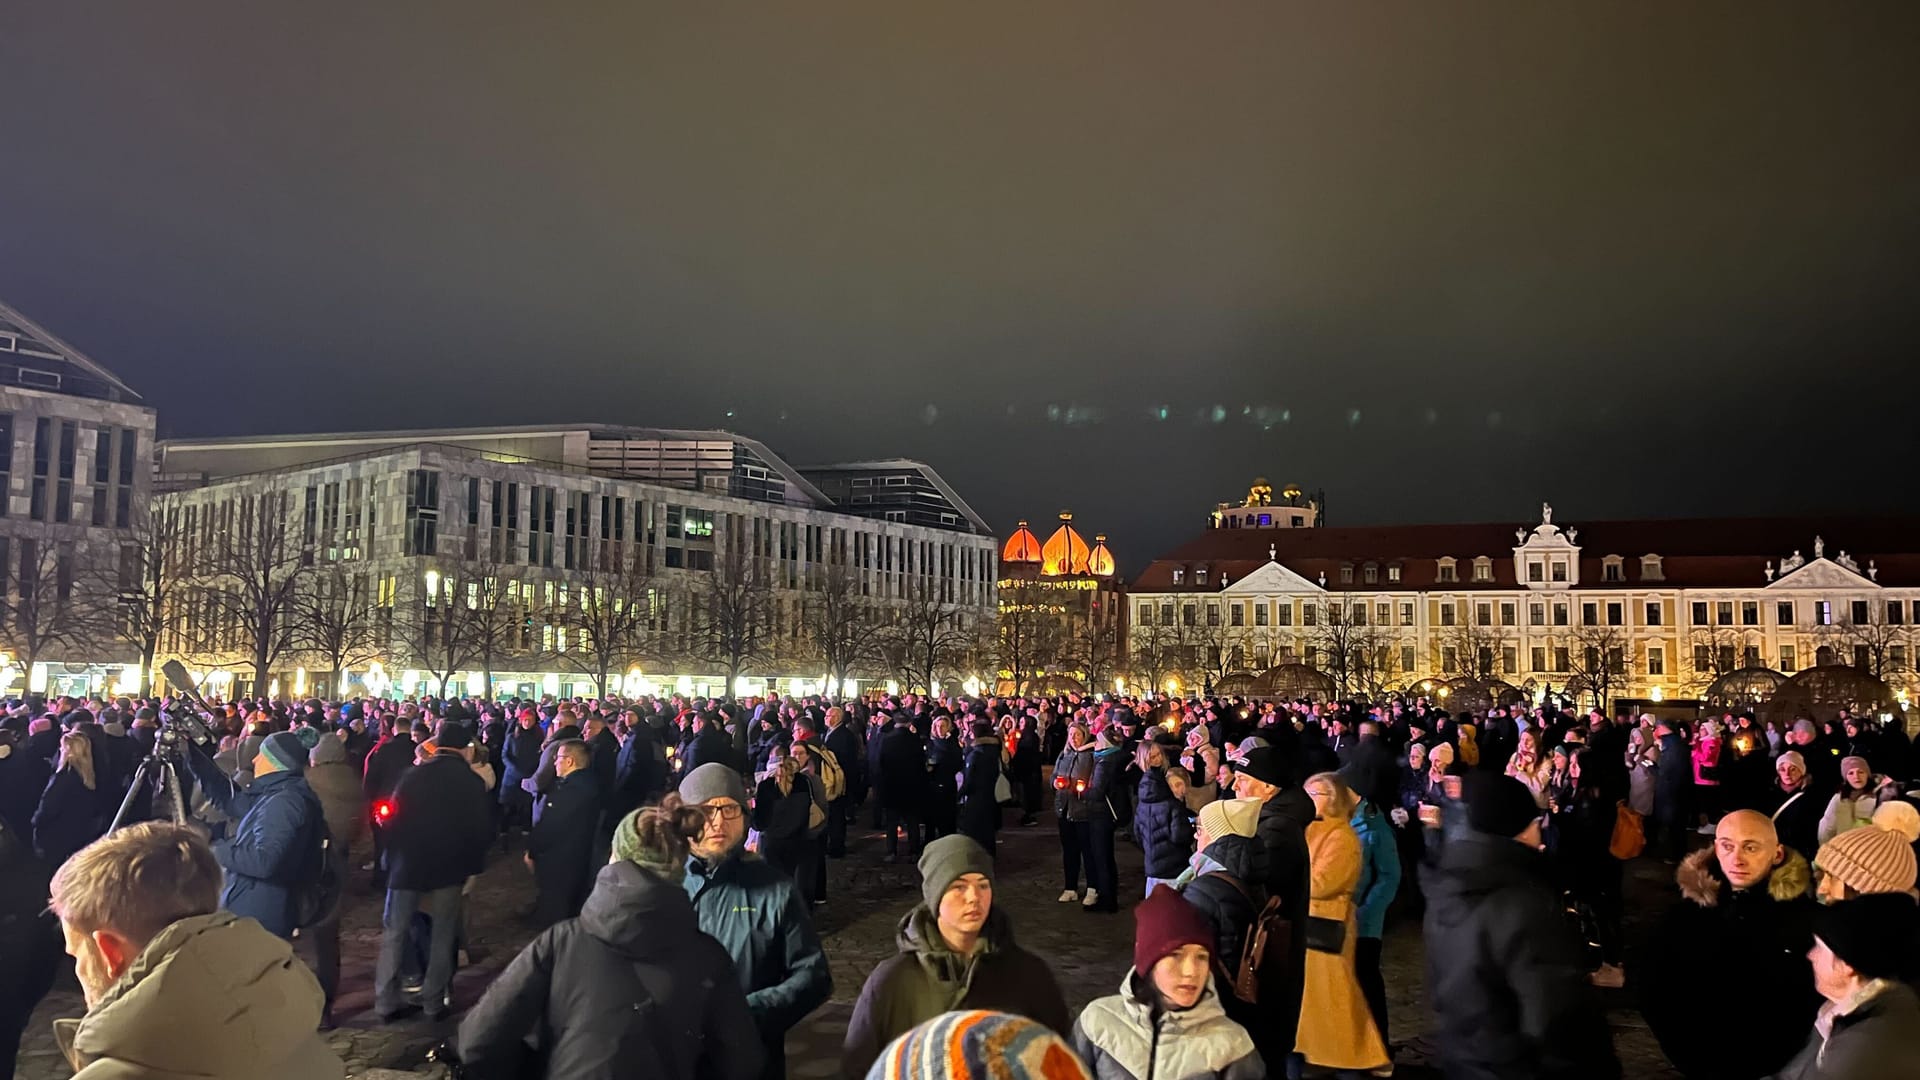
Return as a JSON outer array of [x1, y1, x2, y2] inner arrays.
[[292, 817, 343, 932], [803, 772, 829, 836], [807, 744, 846, 802], [1207, 871, 1289, 1005]]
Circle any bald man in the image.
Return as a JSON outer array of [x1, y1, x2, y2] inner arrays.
[[1638, 809, 1818, 1079]]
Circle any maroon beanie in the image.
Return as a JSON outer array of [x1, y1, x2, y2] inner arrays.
[[1133, 884, 1215, 976]]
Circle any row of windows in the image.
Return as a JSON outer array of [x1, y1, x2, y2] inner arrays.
[[0, 415, 140, 527], [1139, 595, 1920, 633], [1688, 598, 1919, 628]]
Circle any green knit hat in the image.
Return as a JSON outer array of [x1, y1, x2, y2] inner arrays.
[[611, 808, 688, 885]]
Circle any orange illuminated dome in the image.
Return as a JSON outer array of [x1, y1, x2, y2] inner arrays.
[[1088, 535, 1116, 577], [1002, 521, 1043, 564], [1042, 512, 1091, 575]]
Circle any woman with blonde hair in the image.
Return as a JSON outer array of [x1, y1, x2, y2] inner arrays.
[[1292, 772, 1390, 1076], [1505, 728, 1552, 808], [33, 732, 103, 867]]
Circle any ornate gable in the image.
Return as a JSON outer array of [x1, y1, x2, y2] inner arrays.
[[1221, 560, 1325, 595]]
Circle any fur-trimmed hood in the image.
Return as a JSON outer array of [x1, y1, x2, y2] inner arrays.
[[1675, 845, 1811, 907]]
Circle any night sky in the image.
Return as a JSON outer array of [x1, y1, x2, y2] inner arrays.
[[4, 4, 1917, 570]]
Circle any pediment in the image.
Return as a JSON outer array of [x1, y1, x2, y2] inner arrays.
[[1221, 561, 1325, 595], [1767, 558, 1879, 591]]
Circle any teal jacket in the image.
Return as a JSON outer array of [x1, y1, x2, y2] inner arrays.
[[682, 849, 832, 1078], [1350, 800, 1402, 940]]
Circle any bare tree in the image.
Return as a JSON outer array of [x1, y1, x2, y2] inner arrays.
[[882, 573, 974, 694], [692, 543, 778, 703], [1816, 605, 1913, 680], [200, 490, 309, 697], [1684, 623, 1768, 695], [1062, 602, 1122, 694], [1434, 613, 1512, 683], [394, 569, 486, 699], [290, 564, 383, 698], [1566, 622, 1636, 713], [994, 578, 1067, 694], [546, 545, 659, 697], [804, 560, 880, 692], [3, 538, 110, 678], [117, 509, 185, 695]]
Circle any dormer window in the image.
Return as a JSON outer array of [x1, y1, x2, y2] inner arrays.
[[1195, 566, 1207, 585], [1387, 563, 1402, 583], [1471, 556, 1494, 582], [1363, 563, 1378, 584], [1339, 563, 1354, 584], [1437, 557, 1457, 583], [1641, 554, 1664, 581], [1172, 568, 1185, 585], [1602, 555, 1624, 582], [1527, 559, 1544, 583], [1551, 561, 1568, 582]]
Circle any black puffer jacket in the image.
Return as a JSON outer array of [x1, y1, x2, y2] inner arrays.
[[457, 860, 763, 1080], [1054, 747, 1095, 821], [1423, 832, 1619, 1080], [1180, 833, 1261, 977], [1638, 846, 1817, 1080], [1134, 768, 1193, 879]]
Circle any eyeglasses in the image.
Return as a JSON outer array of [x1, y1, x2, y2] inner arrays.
[[701, 803, 744, 822]]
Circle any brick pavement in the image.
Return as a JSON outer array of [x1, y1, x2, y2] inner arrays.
[[17, 813, 1684, 1079]]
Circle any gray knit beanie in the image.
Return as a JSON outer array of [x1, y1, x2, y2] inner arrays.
[[917, 834, 994, 912], [678, 762, 747, 808]]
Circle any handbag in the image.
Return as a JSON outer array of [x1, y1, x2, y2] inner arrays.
[[1608, 802, 1645, 860], [994, 773, 1013, 804], [1303, 914, 1347, 954]]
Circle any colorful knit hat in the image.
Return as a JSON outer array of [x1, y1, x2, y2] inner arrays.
[[865, 1010, 1089, 1080], [1816, 802, 1920, 896]]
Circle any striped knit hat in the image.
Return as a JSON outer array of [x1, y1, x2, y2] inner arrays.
[[866, 1011, 1088, 1080], [1815, 802, 1920, 897]]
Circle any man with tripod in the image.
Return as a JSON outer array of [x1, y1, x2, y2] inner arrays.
[[185, 729, 326, 940]]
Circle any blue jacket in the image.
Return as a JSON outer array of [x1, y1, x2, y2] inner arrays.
[[1134, 767, 1193, 879], [682, 849, 832, 1080], [1350, 800, 1402, 939], [189, 750, 324, 939]]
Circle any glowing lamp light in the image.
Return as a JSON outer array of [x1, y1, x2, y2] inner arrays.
[[268, 678, 281, 698], [886, 680, 901, 696], [465, 670, 485, 696], [373, 799, 395, 823], [294, 667, 309, 697], [542, 673, 562, 697], [1114, 677, 1126, 694], [961, 675, 982, 697], [1651, 686, 1665, 702], [676, 675, 695, 695]]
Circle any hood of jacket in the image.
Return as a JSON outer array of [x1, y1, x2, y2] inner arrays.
[[1199, 833, 1257, 881], [56, 911, 334, 1078], [1076, 971, 1255, 1080], [1674, 845, 1811, 908], [896, 903, 1014, 992], [578, 859, 701, 959]]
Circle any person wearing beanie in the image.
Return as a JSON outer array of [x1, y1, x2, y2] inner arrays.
[[1226, 744, 1315, 1072], [1640, 809, 1818, 1079], [1774, 894, 1920, 1078], [679, 761, 830, 1080], [1817, 754, 1899, 847], [867, 1011, 1090, 1080], [843, 835, 1070, 1078], [1766, 750, 1824, 862], [1814, 800, 1920, 902], [459, 798, 765, 1080], [1422, 774, 1619, 1080], [182, 722, 327, 941], [374, 717, 495, 1021], [1071, 886, 1263, 1080]]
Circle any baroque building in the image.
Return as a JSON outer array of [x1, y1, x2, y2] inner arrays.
[[1128, 489, 1920, 715], [154, 426, 997, 700]]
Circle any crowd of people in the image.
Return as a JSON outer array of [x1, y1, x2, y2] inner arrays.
[[5, 685, 1920, 1079]]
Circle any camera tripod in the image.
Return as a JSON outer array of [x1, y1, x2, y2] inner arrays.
[[107, 729, 192, 833]]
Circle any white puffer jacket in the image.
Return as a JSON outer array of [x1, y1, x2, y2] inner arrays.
[[1071, 972, 1264, 1080]]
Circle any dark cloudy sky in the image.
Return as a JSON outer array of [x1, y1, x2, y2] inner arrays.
[[4, 3, 1917, 569]]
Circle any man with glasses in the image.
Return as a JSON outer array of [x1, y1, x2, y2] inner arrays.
[[679, 762, 832, 1080]]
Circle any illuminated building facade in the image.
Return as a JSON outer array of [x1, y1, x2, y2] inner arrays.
[[1130, 492, 1920, 714], [995, 512, 1125, 694]]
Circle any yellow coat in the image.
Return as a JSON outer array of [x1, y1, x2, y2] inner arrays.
[[1295, 816, 1390, 1070]]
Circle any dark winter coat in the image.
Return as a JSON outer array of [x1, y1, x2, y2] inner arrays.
[[0, 822, 61, 1066], [1653, 731, 1690, 817], [1011, 730, 1043, 781], [0, 747, 52, 843], [362, 734, 416, 802], [529, 769, 606, 917], [31, 768, 103, 867], [1054, 747, 1096, 821], [1761, 782, 1823, 867], [457, 860, 763, 1080], [1422, 831, 1620, 1080], [586, 726, 621, 800], [842, 905, 1071, 1079], [959, 737, 1003, 848], [1180, 834, 1261, 982], [188, 750, 326, 939], [751, 774, 815, 876], [303, 755, 368, 868], [681, 848, 832, 1080], [611, 725, 670, 820], [1638, 845, 1817, 1080], [386, 751, 494, 892], [925, 737, 963, 830], [1774, 980, 1920, 1080], [825, 724, 864, 801], [500, 724, 545, 797], [1134, 768, 1193, 880], [1083, 746, 1127, 822], [683, 728, 736, 780], [1244, 788, 1314, 1066], [878, 726, 927, 813]]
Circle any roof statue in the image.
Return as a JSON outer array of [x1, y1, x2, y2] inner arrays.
[[1541, 502, 1553, 525], [1814, 535, 1825, 559], [1268, 543, 1277, 563], [1001, 521, 1043, 564], [1782, 549, 1805, 574]]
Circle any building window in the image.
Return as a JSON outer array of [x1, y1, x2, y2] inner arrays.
[[1641, 555, 1664, 581], [1476, 603, 1492, 627], [1648, 646, 1665, 676], [1183, 603, 1197, 627], [1851, 600, 1870, 625], [1160, 603, 1174, 626], [1889, 600, 1905, 626], [1527, 560, 1544, 583], [1530, 602, 1545, 626], [1691, 601, 1709, 626], [1339, 564, 1354, 584], [1472, 557, 1493, 582], [1777, 601, 1795, 626], [1554, 646, 1570, 672], [1437, 558, 1456, 583], [1138, 601, 1153, 626], [1255, 602, 1269, 627], [1401, 646, 1416, 673], [1377, 602, 1391, 625], [1400, 602, 1414, 626], [1363, 563, 1378, 584], [1230, 602, 1244, 627], [1351, 603, 1367, 626], [0, 413, 11, 518], [1602, 557, 1623, 582], [1195, 567, 1208, 585], [1645, 602, 1661, 626], [1301, 604, 1316, 627], [1501, 601, 1517, 626], [1206, 602, 1221, 627], [1739, 601, 1757, 626], [1387, 564, 1401, 583], [1716, 601, 1733, 626], [1893, 645, 1908, 669], [1551, 561, 1568, 582], [54, 420, 74, 524], [1172, 568, 1184, 585], [29, 417, 49, 521], [1607, 602, 1624, 626], [1816, 600, 1833, 626], [1502, 646, 1518, 674], [1440, 602, 1455, 627], [1441, 646, 1458, 674], [1553, 602, 1568, 626], [1581, 602, 1597, 626], [1694, 644, 1713, 672], [1780, 644, 1796, 672]]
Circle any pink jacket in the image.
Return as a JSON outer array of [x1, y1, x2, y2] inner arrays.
[[1691, 737, 1721, 786]]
